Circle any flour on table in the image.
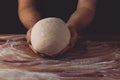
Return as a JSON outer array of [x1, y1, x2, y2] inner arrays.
[[0, 40, 33, 61], [0, 69, 61, 80], [0, 35, 120, 79]]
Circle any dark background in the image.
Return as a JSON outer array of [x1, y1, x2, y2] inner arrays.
[[86, 0, 120, 34], [0, 0, 27, 34], [0, 0, 120, 34]]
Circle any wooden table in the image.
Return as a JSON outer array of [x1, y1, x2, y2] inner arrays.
[[0, 34, 120, 80]]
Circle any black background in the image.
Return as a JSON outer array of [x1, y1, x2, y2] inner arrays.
[[0, 0, 27, 34], [86, 0, 120, 34], [0, 0, 120, 34]]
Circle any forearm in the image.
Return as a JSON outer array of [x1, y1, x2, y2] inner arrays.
[[67, 7, 95, 32], [18, 7, 41, 29]]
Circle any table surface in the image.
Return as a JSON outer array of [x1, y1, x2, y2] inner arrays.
[[0, 34, 120, 80]]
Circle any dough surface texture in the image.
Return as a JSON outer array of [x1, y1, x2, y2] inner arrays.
[[31, 17, 71, 56]]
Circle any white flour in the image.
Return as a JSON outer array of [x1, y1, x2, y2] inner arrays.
[[0, 69, 61, 80], [0, 40, 34, 61], [0, 36, 120, 79]]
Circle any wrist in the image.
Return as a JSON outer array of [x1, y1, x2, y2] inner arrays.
[[67, 25, 86, 35], [66, 24, 78, 32]]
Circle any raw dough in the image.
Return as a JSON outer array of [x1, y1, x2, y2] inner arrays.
[[31, 17, 71, 56]]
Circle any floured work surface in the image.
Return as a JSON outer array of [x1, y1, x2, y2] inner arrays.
[[0, 34, 120, 80]]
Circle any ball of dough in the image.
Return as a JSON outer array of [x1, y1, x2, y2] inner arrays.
[[31, 17, 71, 56]]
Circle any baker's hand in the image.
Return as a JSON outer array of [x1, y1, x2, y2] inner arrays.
[[26, 28, 32, 44], [59, 27, 78, 55], [26, 28, 45, 57], [26, 28, 37, 53]]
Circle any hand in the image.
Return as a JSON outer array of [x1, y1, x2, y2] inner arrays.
[[59, 27, 78, 55], [26, 27, 78, 57], [26, 28, 32, 44], [26, 28, 48, 57], [26, 28, 38, 53]]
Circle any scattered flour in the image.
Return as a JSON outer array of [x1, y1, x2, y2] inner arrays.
[[0, 40, 33, 61], [0, 69, 61, 80], [0, 35, 120, 79]]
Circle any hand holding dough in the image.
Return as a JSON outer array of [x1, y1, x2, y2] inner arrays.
[[31, 17, 71, 57]]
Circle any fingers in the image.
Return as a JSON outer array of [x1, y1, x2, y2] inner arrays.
[[69, 28, 78, 48], [29, 44, 38, 53], [59, 28, 78, 55], [26, 28, 32, 44], [26, 28, 48, 58], [59, 46, 71, 55]]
